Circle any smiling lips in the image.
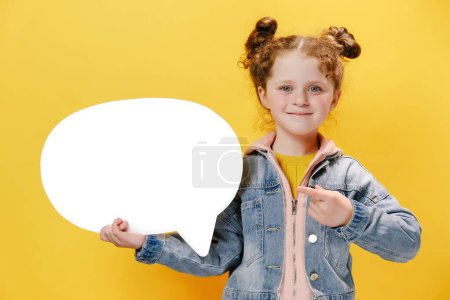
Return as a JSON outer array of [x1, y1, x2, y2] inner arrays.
[[288, 112, 313, 115]]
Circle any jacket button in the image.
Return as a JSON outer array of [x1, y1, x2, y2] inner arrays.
[[308, 234, 318, 243], [310, 273, 320, 281]]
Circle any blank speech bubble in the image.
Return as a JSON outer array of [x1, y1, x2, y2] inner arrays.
[[40, 98, 245, 257]]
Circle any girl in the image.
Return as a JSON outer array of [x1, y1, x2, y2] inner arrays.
[[100, 17, 422, 300]]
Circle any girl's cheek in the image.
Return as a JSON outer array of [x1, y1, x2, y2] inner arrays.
[[313, 101, 327, 111], [316, 97, 333, 110], [271, 96, 286, 109]]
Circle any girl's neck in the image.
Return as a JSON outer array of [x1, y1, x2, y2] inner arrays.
[[271, 128, 319, 156]]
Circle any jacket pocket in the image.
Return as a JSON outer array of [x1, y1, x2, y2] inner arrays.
[[240, 197, 264, 267], [324, 226, 351, 278]]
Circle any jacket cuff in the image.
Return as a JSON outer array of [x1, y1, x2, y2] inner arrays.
[[134, 234, 165, 264], [334, 199, 370, 242]]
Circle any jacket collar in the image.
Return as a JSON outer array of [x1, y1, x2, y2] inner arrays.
[[244, 130, 343, 160]]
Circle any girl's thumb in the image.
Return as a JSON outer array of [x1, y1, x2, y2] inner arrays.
[[118, 220, 128, 231]]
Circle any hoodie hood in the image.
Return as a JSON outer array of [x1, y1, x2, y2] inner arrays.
[[243, 130, 343, 187], [244, 130, 343, 159]]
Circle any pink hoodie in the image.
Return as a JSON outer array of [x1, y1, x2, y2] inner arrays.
[[244, 131, 343, 300]]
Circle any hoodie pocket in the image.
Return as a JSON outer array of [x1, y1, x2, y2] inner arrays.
[[240, 197, 264, 267]]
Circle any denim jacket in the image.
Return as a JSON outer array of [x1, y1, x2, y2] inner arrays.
[[135, 131, 422, 300]]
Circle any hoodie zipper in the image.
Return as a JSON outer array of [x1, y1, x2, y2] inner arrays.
[[292, 196, 297, 299], [264, 149, 300, 299], [254, 148, 340, 300]]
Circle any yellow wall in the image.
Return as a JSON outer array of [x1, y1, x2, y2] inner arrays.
[[1, 0, 449, 299]]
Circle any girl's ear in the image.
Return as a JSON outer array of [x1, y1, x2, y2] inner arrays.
[[330, 89, 342, 110], [257, 86, 270, 110]]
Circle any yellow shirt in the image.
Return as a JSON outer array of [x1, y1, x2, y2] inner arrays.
[[274, 151, 317, 199]]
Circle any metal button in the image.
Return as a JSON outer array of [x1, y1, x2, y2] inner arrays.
[[310, 273, 319, 281], [308, 234, 318, 243]]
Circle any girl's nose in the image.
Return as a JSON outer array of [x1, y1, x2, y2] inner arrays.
[[294, 92, 308, 106]]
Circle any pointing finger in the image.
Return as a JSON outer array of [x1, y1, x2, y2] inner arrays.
[[297, 185, 327, 198], [297, 186, 316, 196], [315, 185, 326, 190]]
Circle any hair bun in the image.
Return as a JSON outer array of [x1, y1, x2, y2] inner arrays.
[[240, 17, 278, 69], [255, 17, 277, 35], [327, 26, 361, 59]]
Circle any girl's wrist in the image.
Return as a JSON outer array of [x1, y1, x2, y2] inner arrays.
[[136, 235, 148, 250], [341, 200, 355, 227]]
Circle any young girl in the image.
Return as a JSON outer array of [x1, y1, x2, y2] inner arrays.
[[100, 17, 422, 300]]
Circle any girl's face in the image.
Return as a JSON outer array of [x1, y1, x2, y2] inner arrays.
[[257, 50, 341, 137]]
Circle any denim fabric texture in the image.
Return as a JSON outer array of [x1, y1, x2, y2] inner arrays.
[[134, 135, 422, 300]]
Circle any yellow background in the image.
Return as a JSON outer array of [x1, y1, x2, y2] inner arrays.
[[1, 0, 449, 299]]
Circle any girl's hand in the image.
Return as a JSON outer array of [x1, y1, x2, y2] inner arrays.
[[100, 218, 146, 249], [297, 184, 354, 228]]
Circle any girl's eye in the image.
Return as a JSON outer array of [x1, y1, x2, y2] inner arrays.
[[280, 86, 292, 93], [309, 86, 322, 93]]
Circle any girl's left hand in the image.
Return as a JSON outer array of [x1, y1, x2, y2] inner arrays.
[[297, 184, 354, 228]]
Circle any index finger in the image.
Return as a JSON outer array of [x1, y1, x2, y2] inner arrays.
[[297, 185, 328, 198]]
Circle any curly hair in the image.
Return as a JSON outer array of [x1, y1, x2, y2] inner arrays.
[[238, 17, 361, 132]]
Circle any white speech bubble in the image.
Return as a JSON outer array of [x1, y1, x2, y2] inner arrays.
[[40, 98, 244, 257]]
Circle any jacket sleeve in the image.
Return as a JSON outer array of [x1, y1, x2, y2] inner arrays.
[[333, 159, 422, 263], [134, 193, 243, 276]]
